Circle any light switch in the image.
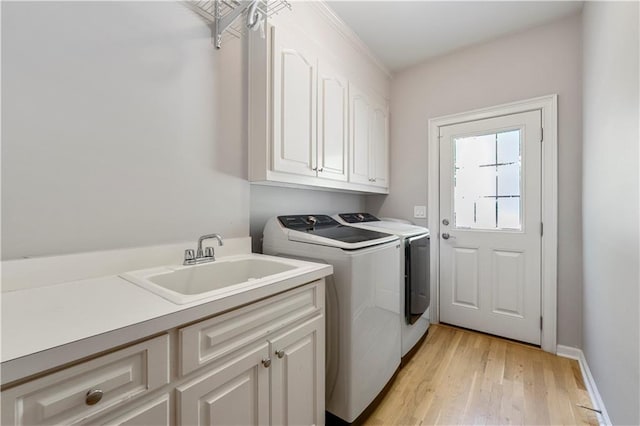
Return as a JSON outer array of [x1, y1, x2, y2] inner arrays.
[[414, 206, 426, 218]]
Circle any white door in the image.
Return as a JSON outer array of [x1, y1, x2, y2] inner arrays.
[[317, 61, 348, 182], [439, 110, 542, 345], [272, 28, 317, 177], [176, 343, 270, 425], [270, 316, 324, 426]]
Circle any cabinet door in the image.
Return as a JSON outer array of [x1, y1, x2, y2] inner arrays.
[[348, 83, 372, 185], [270, 316, 324, 426], [176, 344, 270, 426], [317, 62, 348, 182], [369, 99, 389, 188], [271, 27, 317, 177]]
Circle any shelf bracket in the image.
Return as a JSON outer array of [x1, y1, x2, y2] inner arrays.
[[215, 0, 255, 49]]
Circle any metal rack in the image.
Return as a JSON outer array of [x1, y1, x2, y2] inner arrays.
[[186, 0, 291, 49]]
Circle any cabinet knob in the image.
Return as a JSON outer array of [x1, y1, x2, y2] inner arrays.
[[276, 350, 285, 359], [318, 167, 324, 172], [85, 389, 104, 406], [262, 358, 271, 368]]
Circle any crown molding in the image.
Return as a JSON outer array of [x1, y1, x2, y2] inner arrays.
[[307, 1, 392, 79]]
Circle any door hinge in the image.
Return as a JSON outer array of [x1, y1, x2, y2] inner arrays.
[[541, 127, 544, 142], [540, 316, 543, 330], [540, 222, 544, 237]]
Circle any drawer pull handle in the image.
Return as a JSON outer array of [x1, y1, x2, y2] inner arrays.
[[85, 389, 104, 406], [276, 350, 285, 359], [262, 358, 271, 368]]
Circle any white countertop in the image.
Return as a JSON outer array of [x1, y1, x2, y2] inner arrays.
[[1, 240, 332, 385]]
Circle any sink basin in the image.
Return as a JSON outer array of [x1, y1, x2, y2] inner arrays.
[[120, 254, 305, 304]]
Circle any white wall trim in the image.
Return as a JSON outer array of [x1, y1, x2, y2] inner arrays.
[[307, 1, 393, 79], [427, 94, 558, 353], [557, 345, 612, 425]]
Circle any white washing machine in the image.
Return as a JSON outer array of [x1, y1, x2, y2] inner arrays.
[[263, 215, 401, 423], [335, 213, 430, 358]]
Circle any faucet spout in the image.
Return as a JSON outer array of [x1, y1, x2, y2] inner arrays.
[[196, 234, 224, 258], [184, 233, 224, 265]]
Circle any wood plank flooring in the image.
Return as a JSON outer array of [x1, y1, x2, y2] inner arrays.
[[363, 324, 599, 425]]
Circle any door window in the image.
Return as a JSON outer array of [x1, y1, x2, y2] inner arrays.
[[453, 129, 522, 230]]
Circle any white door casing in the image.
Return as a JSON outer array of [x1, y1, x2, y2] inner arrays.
[[439, 111, 542, 345], [428, 95, 558, 353]]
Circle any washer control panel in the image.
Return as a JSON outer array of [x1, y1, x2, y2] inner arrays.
[[338, 213, 380, 223], [278, 215, 338, 230]]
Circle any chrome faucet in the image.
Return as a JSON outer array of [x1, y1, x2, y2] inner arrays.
[[184, 233, 224, 265]]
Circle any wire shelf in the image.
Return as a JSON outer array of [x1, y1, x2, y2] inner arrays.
[[186, 0, 291, 48]]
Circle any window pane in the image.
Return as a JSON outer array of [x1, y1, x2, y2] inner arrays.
[[475, 198, 497, 229], [455, 195, 475, 228], [497, 130, 520, 164], [453, 129, 522, 231], [497, 163, 520, 196], [455, 133, 495, 168], [498, 198, 520, 229]]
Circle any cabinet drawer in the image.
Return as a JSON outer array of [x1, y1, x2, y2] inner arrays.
[[180, 281, 321, 376], [1, 334, 170, 426], [83, 393, 171, 426]]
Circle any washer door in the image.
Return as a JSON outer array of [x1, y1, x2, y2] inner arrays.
[[405, 234, 430, 324]]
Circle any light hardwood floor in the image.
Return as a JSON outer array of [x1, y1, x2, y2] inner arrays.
[[363, 324, 599, 425]]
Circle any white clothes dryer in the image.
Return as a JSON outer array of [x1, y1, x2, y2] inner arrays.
[[334, 213, 430, 358], [263, 215, 401, 423]]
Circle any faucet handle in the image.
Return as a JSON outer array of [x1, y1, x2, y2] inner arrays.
[[184, 249, 195, 262], [204, 247, 215, 259]]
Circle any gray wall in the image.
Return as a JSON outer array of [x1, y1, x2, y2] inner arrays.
[[368, 14, 584, 348], [582, 2, 639, 424], [1, 1, 364, 260], [1, 2, 249, 259]]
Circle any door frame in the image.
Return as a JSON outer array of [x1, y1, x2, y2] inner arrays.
[[427, 95, 558, 353]]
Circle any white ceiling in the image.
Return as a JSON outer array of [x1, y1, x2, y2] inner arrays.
[[326, 1, 584, 72]]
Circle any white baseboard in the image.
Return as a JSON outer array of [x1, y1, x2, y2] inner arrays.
[[557, 345, 612, 425]]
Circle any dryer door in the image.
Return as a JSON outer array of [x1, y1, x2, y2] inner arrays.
[[405, 234, 430, 324]]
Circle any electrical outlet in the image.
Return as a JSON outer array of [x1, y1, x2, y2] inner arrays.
[[414, 205, 426, 218]]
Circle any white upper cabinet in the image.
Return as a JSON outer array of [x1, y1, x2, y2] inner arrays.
[[317, 62, 348, 182], [349, 84, 389, 188], [369, 97, 390, 188], [272, 28, 317, 177], [249, 25, 389, 194], [349, 83, 372, 185]]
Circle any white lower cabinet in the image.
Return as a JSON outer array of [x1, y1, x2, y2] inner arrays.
[[270, 316, 324, 426], [177, 343, 271, 426], [177, 315, 324, 426], [1, 335, 170, 426], [1, 280, 324, 426]]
